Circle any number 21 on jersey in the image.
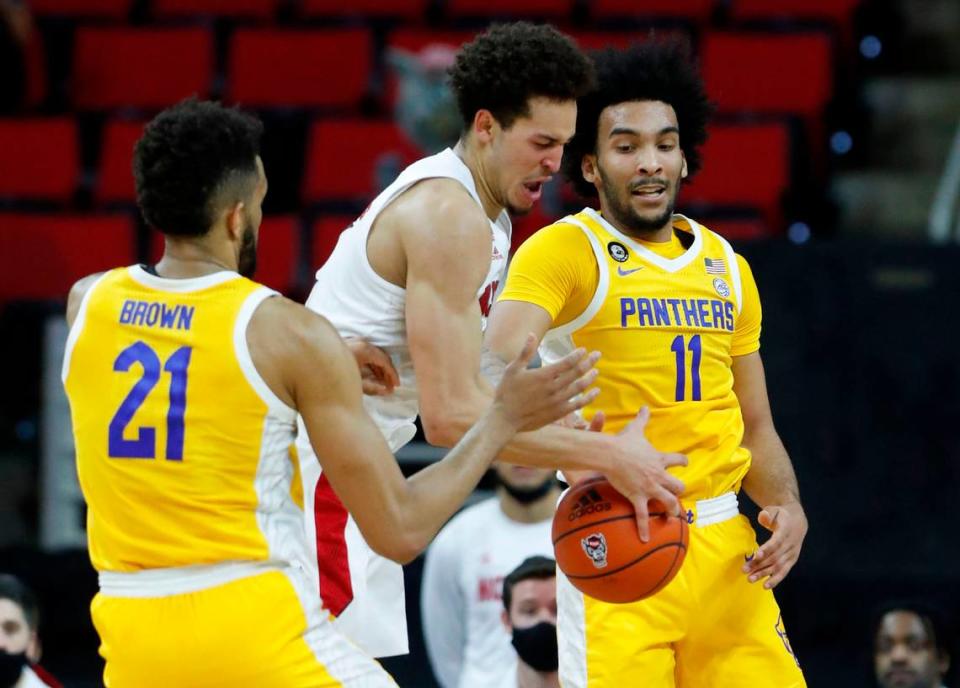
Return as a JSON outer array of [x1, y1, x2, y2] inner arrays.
[[108, 341, 192, 461]]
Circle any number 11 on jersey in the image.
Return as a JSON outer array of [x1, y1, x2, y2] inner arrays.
[[671, 334, 701, 402]]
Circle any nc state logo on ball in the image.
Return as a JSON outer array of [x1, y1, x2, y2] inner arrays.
[[581, 532, 608, 569]]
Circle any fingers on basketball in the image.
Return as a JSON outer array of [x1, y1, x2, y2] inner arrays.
[[553, 477, 689, 604]]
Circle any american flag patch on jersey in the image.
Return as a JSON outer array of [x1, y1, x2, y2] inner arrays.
[[704, 257, 726, 274]]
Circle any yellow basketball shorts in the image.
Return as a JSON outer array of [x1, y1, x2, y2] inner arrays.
[[91, 569, 396, 687], [557, 511, 806, 687]]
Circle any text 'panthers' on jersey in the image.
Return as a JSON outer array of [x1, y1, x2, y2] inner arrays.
[[499, 209, 762, 501]]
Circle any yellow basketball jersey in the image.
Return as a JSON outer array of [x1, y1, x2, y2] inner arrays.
[[63, 266, 301, 572], [500, 209, 762, 501]]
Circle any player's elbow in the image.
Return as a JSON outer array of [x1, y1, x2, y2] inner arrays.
[[421, 412, 469, 448], [369, 532, 425, 565]]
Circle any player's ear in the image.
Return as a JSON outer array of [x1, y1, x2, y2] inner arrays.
[[500, 609, 512, 632], [473, 109, 497, 145], [680, 152, 688, 180], [581, 154, 598, 185], [225, 201, 245, 241]]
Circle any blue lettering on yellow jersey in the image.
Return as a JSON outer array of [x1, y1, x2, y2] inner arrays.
[[119, 299, 195, 330], [619, 297, 734, 331]]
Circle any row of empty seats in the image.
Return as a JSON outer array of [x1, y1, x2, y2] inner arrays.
[[0, 118, 789, 227], [56, 27, 837, 115], [0, 213, 342, 301], [28, 0, 860, 25], [0, 207, 768, 304]]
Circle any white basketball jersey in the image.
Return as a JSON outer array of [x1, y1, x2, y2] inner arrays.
[[297, 148, 512, 657]]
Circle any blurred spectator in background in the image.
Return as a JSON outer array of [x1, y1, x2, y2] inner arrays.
[[0, 574, 60, 688], [500, 556, 558, 688], [421, 465, 559, 688], [387, 42, 460, 154], [0, 0, 30, 113], [874, 601, 951, 688], [378, 42, 460, 190]]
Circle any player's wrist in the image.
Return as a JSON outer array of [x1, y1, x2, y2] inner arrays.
[[485, 400, 523, 437], [580, 431, 618, 474]]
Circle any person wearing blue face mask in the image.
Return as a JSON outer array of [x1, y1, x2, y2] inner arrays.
[[501, 557, 559, 688]]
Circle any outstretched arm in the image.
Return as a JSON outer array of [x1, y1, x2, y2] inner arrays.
[[250, 298, 597, 563], [735, 352, 807, 589], [397, 191, 686, 540]]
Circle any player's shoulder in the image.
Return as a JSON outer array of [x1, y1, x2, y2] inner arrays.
[[512, 214, 595, 268], [250, 295, 344, 358], [390, 177, 487, 237], [684, 216, 753, 267], [66, 270, 113, 326]]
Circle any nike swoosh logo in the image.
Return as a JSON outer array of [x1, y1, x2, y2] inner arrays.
[[617, 266, 642, 276]]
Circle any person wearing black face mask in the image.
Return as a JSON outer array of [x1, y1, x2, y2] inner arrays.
[[0, 575, 60, 688], [501, 556, 559, 688], [421, 465, 560, 688]]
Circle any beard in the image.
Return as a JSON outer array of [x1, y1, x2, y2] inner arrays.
[[237, 218, 257, 279], [597, 162, 681, 237], [500, 475, 557, 505]]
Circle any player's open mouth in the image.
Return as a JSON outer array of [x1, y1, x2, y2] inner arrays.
[[631, 185, 666, 197], [522, 180, 544, 202]]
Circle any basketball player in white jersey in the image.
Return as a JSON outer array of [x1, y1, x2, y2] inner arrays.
[[297, 22, 688, 658]]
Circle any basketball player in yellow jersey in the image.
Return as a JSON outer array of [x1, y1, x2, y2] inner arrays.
[[485, 43, 809, 686], [62, 99, 601, 688]]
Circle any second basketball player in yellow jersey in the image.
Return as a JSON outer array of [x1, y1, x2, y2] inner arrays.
[[485, 42, 808, 686], [63, 99, 601, 688]]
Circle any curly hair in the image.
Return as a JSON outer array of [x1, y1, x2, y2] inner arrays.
[[134, 98, 264, 237], [563, 39, 713, 199], [449, 22, 595, 131]]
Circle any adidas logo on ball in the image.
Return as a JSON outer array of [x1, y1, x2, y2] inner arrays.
[[568, 488, 613, 521]]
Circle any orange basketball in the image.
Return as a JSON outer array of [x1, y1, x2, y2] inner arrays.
[[552, 477, 688, 604]]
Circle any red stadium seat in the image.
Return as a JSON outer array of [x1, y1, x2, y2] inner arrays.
[[0, 119, 78, 203], [311, 215, 356, 271], [153, 0, 277, 19], [97, 120, 146, 205], [446, 0, 574, 19], [590, 0, 715, 22], [29, 0, 131, 18], [569, 30, 691, 52], [227, 29, 372, 109], [384, 29, 472, 108], [387, 29, 474, 54], [302, 120, 421, 203], [302, 0, 427, 19], [0, 214, 135, 301], [701, 32, 833, 120], [731, 0, 861, 27], [681, 123, 790, 230], [148, 216, 300, 293], [699, 217, 770, 241], [73, 28, 213, 110]]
